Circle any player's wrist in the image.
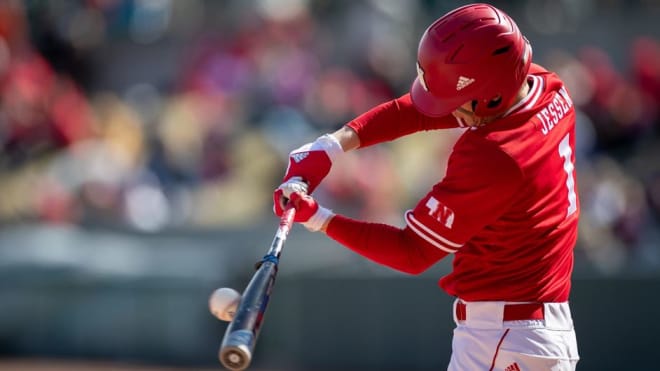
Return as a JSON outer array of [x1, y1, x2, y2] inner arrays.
[[313, 133, 343, 160], [302, 205, 335, 232]]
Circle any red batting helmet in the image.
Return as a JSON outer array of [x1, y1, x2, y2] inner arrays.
[[411, 3, 532, 118]]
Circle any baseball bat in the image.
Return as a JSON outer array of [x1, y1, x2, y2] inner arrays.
[[219, 206, 296, 371]]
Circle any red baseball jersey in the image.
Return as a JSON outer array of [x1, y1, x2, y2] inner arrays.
[[345, 64, 579, 302]]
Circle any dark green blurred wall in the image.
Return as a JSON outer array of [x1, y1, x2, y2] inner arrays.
[[2, 274, 658, 371]]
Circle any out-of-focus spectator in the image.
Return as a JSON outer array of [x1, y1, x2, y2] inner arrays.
[[577, 156, 647, 273], [0, 45, 95, 169], [0, 0, 97, 224], [630, 37, 660, 131]]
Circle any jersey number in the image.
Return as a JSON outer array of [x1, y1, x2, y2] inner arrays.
[[558, 134, 577, 217]]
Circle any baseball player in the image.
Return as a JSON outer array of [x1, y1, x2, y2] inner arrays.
[[274, 3, 580, 370]]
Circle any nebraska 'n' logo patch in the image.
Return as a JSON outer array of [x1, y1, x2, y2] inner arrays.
[[425, 197, 454, 228]]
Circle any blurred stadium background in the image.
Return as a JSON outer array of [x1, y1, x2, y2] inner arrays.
[[1, 0, 659, 370]]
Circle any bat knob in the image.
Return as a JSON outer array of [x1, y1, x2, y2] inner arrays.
[[220, 330, 254, 370], [220, 346, 251, 370]]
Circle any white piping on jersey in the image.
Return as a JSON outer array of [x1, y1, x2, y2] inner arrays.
[[405, 210, 462, 253], [502, 75, 544, 117]]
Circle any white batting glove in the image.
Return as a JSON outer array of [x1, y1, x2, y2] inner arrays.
[[277, 176, 309, 198], [273, 176, 309, 217]]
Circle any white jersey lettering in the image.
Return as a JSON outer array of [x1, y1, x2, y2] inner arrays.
[[537, 90, 574, 135]]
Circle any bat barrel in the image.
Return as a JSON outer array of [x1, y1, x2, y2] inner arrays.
[[219, 207, 295, 370], [219, 261, 278, 370]]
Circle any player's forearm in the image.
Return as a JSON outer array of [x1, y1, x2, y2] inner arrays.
[[324, 214, 448, 274], [345, 94, 458, 148]]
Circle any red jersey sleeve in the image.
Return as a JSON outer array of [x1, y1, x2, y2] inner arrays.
[[346, 93, 460, 148], [325, 215, 449, 275], [405, 135, 524, 252]]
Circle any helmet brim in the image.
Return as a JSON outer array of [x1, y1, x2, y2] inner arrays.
[[410, 77, 457, 118]]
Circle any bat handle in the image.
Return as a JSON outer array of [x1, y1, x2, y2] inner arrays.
[[279, 205, 296, 231], [256, 206, 296, 269]]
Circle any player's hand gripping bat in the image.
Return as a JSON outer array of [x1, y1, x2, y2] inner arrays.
[[218, 206, 296, 371]]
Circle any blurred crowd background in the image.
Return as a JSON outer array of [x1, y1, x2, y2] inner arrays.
[[2, 0, 660, 273], [1, 0, 660, 370]]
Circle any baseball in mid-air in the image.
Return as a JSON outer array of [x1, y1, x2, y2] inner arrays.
[[209, 287, 241, 322]]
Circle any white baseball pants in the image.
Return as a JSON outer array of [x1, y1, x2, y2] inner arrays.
[[448, 299, 580, 371]]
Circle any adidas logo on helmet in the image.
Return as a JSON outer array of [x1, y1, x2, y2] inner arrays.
[[456, 76, 475, 91]]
